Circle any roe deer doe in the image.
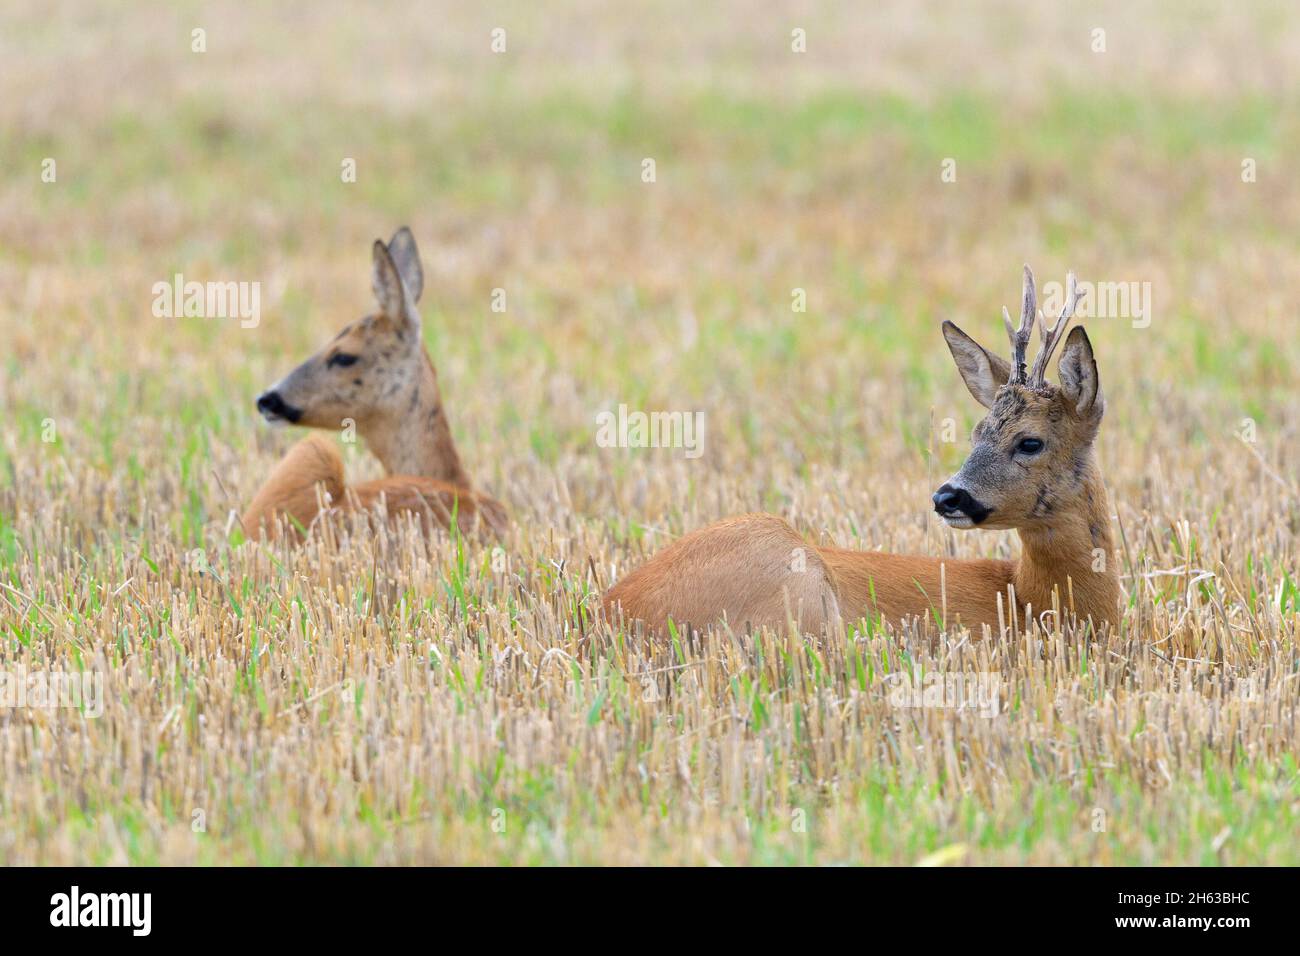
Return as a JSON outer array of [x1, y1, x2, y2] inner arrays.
[[241, 228, 506, 540], [602, 266, 1119, 637]]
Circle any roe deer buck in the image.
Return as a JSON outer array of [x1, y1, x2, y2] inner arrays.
[[602, 266, 1119, 637], [241, 228, 506, 541]]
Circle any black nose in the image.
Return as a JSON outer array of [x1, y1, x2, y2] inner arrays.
[[932, 483, 992, 523], [256, 390, 286, 416], [255, 390, 300, 423], [932, 484, 964, 514]]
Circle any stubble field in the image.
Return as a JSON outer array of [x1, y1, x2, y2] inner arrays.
[[0, 1, 1298, 864]]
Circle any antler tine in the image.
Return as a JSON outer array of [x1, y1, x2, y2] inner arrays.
[[1028, 270, 1080, 387], [1004, 264, 1036, 385]]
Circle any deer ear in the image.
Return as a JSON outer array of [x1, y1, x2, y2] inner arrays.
[[371, 239, 419, 335], [942, 321, 1011, 409], [386, 226, 423, 304], [1058, 326, 1101, 417]]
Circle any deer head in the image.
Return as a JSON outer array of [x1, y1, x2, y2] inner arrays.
[[256, 228, 427, 432], [934, 265, 1103, 531]]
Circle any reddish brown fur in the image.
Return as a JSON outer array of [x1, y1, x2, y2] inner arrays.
[[603, 472, 1117, 637], [603, 515, 841, 635], [241, 435, 505, 542], [601, 519, 1018, 635], [241, 435, 346, 539]]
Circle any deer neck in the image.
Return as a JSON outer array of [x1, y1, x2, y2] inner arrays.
[[361, 349, 472, 488], [1011, 453, 1119, 629]]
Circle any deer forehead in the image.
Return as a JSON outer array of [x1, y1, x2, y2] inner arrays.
[[330, 315, 405, 354], [976, 387, 1068, 441]]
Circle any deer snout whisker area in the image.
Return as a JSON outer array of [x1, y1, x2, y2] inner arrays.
[[932, 483, 991, 525], [256, 389, 302, 424]]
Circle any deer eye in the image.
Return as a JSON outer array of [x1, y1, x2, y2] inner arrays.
[[1016, 437, 1044, 455], [328, 353, 358, 368]]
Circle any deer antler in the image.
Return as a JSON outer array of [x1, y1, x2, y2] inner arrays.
[[1027, 271, 1080, 388], [1002, 264, 1036, 385]]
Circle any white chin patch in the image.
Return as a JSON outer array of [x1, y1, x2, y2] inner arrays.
[[941, 513, 975, 529]]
